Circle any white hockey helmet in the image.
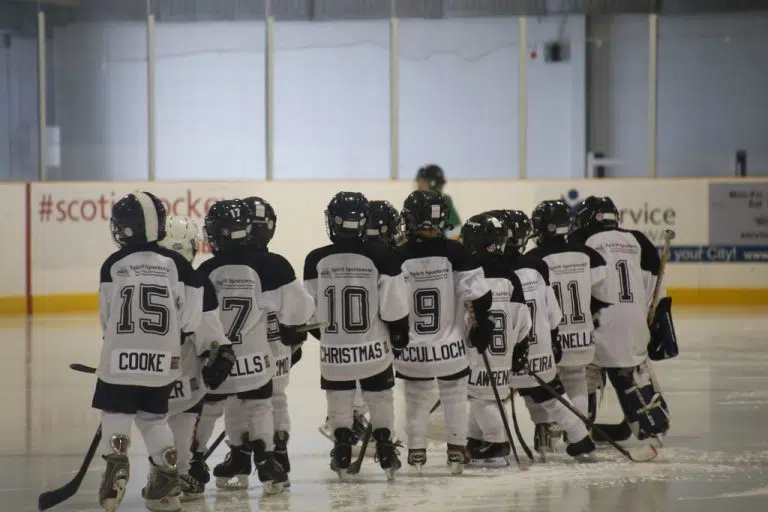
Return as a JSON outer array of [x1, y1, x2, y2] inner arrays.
[[159, 216, 200, 263]]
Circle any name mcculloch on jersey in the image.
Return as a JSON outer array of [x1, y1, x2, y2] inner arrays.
[[304, 240, 408, 382], [98, 242, 206, 387], [395, 238, 491, 380], [508, 254, 562, 389], [197, 249, 314, 395], [569, 228, 661, 367], [467, 257, 532, 400], [527, 241, 609, 368]]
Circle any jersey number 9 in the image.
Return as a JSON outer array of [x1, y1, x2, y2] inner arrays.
[[414, 288, 440, 335]]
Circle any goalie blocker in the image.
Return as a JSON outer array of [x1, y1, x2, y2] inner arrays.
[[648, 296, 679, 361]]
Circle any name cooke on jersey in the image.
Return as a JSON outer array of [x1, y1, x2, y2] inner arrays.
[[559, 331, 592, 350], [112, 350, 176, 374], [468, 368, 509, 387], [229, 353, 270, 379], [321, 340, 388, 365], [396, 340, 467, 363]]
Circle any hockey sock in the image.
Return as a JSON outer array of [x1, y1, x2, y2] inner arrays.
[[271, 379, 291, 433], [539, 395, 589, 445], [326, 389, 356, 433], [353, 386, 368, 415], [195, 400, 224, 449], [223, 397, 249, 444], [135, 411, 176, 466], [437, 376, 469, 447], [241, 398, 275, 451], [522, 396, 551, 425], [404, 380, 434, 450], [469, 397, 506, 444], [167, 412, 197, 474], [361, 389, 394, 432], [558, 366, 589, 417], [100, 412, 134, 457]]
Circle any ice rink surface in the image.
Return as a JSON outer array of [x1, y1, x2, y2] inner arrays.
[[1, 308, 767, 512]]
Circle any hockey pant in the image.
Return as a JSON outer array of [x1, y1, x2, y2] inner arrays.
[[327, 388, 393, 434], [168, 412, 197, 474], [519, 378, 589, 446], [468, 396, 506, 444], [101, 411, 175, 467], [605, 363, 670, 440], [558, 365, 589, 417], [405, 376, 468, 449]]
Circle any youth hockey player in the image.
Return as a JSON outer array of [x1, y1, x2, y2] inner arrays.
[[460, 213, 533, 466], [197, 199, 315, 495], [304, 192, 409, 479], [415, 165, 461, 239], [93, 192, 213, 512], [492, 209, 596, 459], [158, 216, 234, 501], [568, 196, 670, 445], [395, 190, 494, 474], [527, 200, 611, 421]]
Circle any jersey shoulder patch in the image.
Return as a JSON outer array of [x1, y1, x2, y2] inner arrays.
[[568, 242, 607, 268], [303, 244, 335, 280]]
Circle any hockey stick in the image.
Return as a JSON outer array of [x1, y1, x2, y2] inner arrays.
[[346, 423, 372, 475], [510, 390, 534, 461], [481, 352, 525, 469], [202, 431, 227, 461], [38, 425, 102, 510], [69, 363, 96, 374], [524, 367, 658, 463], [647, 229, 675, 325]]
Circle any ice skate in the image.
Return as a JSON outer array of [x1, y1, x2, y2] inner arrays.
[[213, 441, 252, 490], [566, 435, 597, 462], [98, 434, 130, 512], [273, 431, 291, 487], [142, 450, 182, 512], [373, 428, 401, 481], [330, 428, 354, 478], [251, 438, 288, 495], [99, 454, 130, 512], [179, 474, 205, 502], [407, 448, 427, 473], [447, 444, 470, 475], [470, 442, 511, 467], [188, 450, 211, 485], [534, 423, 554, 461]]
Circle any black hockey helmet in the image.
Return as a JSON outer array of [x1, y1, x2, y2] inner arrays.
[[366, 200, 400, 246], [415, 164, 446, 191], [110, 191, 167, 247], [460, 213, 508, 256], [204, 199, 252, 252], [488, 209, 531, 255], [325, 191, 369, 242], [531, 199, 572, 244], [402, 190, 450, 235], [572, 196, 619, 233], [243, 196, 277, 249]]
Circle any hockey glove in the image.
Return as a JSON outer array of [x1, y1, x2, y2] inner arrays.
[[550, 328, 562, 364], [291, 345, 303, 367], [469, 315, 495, 354], [511, 336, 530, 374], [202, 344, 236, 390], [279, 324, 307, 346]]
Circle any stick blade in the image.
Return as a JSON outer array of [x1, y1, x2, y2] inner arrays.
[[629, 445, 660, 463], [38, 483, 76, 511], [69, 363, 96, 374]]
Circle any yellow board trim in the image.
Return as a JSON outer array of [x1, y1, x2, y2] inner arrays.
[[0, 288, 767, 316]]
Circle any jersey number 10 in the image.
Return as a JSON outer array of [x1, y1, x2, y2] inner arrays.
[[324, 286, 370, 334]]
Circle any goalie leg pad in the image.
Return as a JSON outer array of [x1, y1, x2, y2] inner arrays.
[[606, 366, 670, 439], [648, 296, 679, 361], [437, 375, 469, 447]]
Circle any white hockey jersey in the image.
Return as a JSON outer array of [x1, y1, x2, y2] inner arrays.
[[198, 248, 314, 394], [395, 238, 491, 380], [97, 243, 204, 387], [304, 239, 409, 382], [507, 255, 562, 389], [527, 240, 609, 367], [169, 280, 231, 416], [466, 256, 533, 400], [569, 228, 661, 367]]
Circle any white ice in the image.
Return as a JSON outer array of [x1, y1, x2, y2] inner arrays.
[[1, 308, 767, 511]]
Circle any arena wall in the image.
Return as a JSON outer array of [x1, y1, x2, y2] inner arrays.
[[1, 179, 767, 315]]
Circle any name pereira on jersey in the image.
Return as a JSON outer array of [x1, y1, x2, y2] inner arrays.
[[395, 340, 467, 363], [320, 340, 389, 365], [512, 354, 554, 376]]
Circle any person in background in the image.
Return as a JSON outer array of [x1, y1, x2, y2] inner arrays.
[[415, 165, 461, 239]]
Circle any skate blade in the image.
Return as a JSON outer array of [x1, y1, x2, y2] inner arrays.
[[215, 475, 249, 490], [450, 461, 464, 475], [145, 495, 182, 512], [573, 453, 599, 463], [385, 467, 399, 481], [101, 477, 128, 512], [469, 457, 510, 468], [180, 492, 205, 502], [263, 480, 287, 496]]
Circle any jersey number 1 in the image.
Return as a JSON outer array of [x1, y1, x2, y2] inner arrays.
[[551, 281, 586, 325], [117, 284, 170, 336]]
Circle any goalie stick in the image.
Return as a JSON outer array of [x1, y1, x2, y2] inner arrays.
[[524, 367, 659, 463]]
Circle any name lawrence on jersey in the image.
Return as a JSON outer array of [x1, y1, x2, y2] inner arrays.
[[468, 368, 509, 387]]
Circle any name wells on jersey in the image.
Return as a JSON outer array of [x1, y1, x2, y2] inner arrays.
[[321, 340, 389, 365], [396, 340, 466, 363], [229, 353, 270, 379], [111, 350, 176, 375]]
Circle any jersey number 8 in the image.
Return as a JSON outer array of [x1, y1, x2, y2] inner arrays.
[[487, 310, 508, 356]]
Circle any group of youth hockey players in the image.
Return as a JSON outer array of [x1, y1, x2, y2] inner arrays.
[[92, 172, 677, 511]]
